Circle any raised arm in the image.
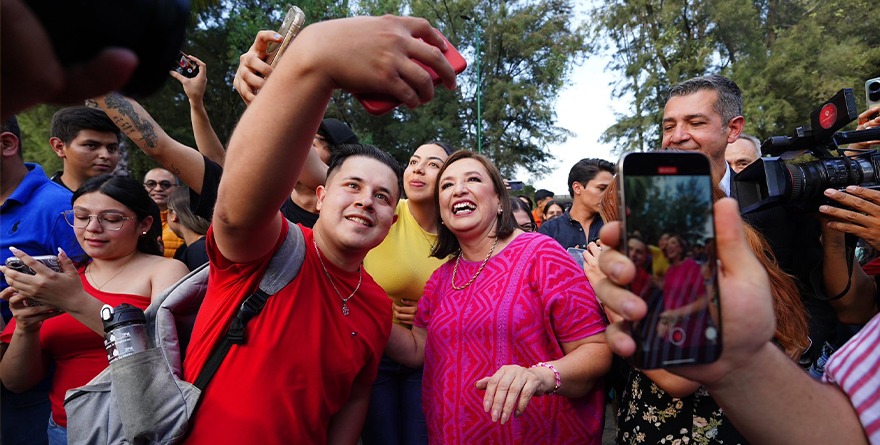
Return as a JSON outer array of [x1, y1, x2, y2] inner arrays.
[[169, 54, 226, 167], [214, 16, 455, 263], [91, 93, 207, 194]]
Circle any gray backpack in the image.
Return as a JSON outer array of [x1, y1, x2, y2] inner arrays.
[[64, 221, 306, 444]]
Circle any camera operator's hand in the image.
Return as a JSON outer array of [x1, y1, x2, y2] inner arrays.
[[170, 54, 208, 104], [232, 31, 283, 105], [847, 106, 880, 151], [1, 0, 138, 120], [595, 198, 776, 386], [820, 186, 880, 251]]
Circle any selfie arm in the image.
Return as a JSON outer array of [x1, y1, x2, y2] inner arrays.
[[92, 93, 207, 194], [215, 16, 454, 262]]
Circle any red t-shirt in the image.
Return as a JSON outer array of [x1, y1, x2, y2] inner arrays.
[[182, 221, 391, 445], [0, 273, 150, 427]]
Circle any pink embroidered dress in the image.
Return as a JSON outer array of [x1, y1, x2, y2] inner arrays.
[[413, 232, 607, 444]]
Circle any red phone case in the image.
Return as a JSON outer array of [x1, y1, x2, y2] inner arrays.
[[355, 33, 468, 115]]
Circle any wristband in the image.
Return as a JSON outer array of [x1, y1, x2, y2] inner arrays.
[[530, 362, 560, 394]]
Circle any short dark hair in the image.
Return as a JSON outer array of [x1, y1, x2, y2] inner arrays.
[[431, 151, 518, 259], [668, 75, 743, 124], [534, 189, 554, 202], [326, 144, 403, 200], [73, 175, 163, 256], [2, 115, 22, 157], [50, 106, 121, 144], [567, 158, 616, 197]]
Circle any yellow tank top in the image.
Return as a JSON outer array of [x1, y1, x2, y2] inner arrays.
[[363, 200, 446, 325]]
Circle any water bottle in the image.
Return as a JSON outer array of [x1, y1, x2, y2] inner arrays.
[[101, 304, 149, 363]]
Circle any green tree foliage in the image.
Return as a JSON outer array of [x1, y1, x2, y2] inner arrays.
[[16, 0, 586, 182], [591, 0, 880, 155], [624, 176, 710, 246]]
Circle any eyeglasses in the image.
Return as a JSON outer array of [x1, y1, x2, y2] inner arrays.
[[63, 210, 136, 231], [143, 180, 176, 190], [519, 222, 536, 232]]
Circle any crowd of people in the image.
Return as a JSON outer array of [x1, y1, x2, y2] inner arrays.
[[2, 7, 880, 445]]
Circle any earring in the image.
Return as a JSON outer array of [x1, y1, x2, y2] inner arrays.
[[142, 231, 147, 235], [497, 208, 502, 215]]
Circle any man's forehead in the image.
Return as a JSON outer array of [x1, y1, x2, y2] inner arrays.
[[663, 90, 720, 119], [74, 129, 120, 143], [331, 156, 399, 191], [145, 169, 175, 181]]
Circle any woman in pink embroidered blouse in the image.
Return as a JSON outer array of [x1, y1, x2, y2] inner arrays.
[[387, 151, 611, 444]]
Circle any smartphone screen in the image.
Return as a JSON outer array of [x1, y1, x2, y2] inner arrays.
[[619, 152, 721, 369], [567, 247, 585, 269]]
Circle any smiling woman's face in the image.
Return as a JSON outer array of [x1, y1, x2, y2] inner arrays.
[[438, 158, 501, 238]]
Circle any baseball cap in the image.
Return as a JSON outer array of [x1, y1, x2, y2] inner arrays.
[[318, 118, 359, 147]]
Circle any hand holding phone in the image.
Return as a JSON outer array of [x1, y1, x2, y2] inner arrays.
[[174, 52, 199, 78], [265, 6, 306, 68], [567, 247, 586, 269], [5, 255, 63, 308], [355, 31, 467, 115], [618, 152, 721, 369]]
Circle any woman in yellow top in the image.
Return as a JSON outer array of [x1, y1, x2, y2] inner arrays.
[[362, 141, 454, 445]]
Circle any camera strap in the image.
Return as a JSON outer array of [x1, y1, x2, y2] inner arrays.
[[815, 233, 858, 301]]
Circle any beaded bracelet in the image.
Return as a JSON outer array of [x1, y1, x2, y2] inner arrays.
[[530, 362, 560, 394]]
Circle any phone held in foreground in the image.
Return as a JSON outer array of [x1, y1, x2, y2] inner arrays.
[[265, 5, 306, 68], [5, 255, 63, 309], [618, 152, 721, 369], [354, 32, 468, 115]]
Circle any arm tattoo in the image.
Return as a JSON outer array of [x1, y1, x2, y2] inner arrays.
[[103, 92, 160, 149], [84, 99, 99, 109]]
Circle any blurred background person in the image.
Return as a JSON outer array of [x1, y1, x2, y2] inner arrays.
[[511, 197, 537, 232], [166, 186, 210, 271], [725, 133, 761, 174]]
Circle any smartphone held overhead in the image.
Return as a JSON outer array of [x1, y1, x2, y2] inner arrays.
[[618, 152, 722, 369], [175, 52, 199, 78], [355, 32, 468, 115], [265, 6, 306, 68]]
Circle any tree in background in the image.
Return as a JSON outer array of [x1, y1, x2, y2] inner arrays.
[[591, 0, 880, 156], [17, 0, 587, 182]]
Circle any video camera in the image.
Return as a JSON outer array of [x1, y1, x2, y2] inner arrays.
[[734, 88, 880, 213]]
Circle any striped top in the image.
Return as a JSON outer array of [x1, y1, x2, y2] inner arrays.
[[824, 313, 880, 441]]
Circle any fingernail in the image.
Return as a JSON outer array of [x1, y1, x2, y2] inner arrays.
[[824, 189, 837, 197], [846, 185, 859, 192], [274, 33, 282, 40], [610, 262, 624, 278], [622, 299, 637, 317], [492, 410, 499, 422], [501, 412, 509, 424], [819, 205, 830, 213], [9, 246, 19, 253], [483, 400, 490, 412]]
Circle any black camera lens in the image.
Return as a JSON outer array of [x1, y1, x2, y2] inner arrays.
[[870, 81, 880, 102]]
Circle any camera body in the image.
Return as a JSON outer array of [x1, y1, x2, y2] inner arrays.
[[735, 88, 880, 213]]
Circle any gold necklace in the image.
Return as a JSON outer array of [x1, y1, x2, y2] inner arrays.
[[314, 240, 362, 316], [451, 236, 499, 291], [417, 224, 437, 250], [87, 255, 136, 290]]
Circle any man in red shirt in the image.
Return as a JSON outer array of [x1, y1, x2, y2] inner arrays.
[[180, 15, 458, 445]]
